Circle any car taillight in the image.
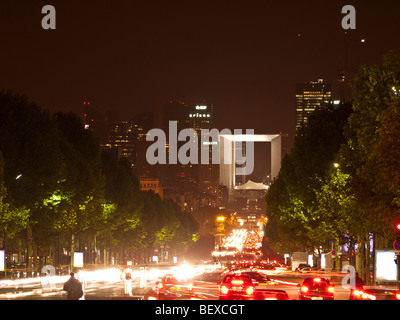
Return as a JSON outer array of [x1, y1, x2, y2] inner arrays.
[[361, 293, 376, 300], [220, 285, 229, 295], [147, 296, 157, 300], [354, 290, 376, 300], [157, 282, 163, 289], [231, 280, 244, 285], [300, 286, 309, 293], [352, 290, 362, 297], [396, 293, 400, 300], [328, 286, 334, 293], [313, 278, 321, 282], [246, 286, 254, 295]]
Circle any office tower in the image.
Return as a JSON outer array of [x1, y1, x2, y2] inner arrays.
[[188, 102, 218, 198], [162, 100, 189, 133], [295, 79, 332, 131], [161, 100, 192, 191], [131, 112, 156, 177], [106, 120, 136, 165], [161, 100, 219, 203]]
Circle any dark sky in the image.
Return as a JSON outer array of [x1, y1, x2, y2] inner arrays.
[[1, 0, 400, 146]]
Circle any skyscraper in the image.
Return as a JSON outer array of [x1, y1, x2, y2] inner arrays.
[[161, 100, 219, 202], [188, 102, 218, 198], [161, 100, 192, 191], [295, 79, 332, 131]]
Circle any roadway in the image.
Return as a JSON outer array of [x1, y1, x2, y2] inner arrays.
[[0, 266, 355, 300]]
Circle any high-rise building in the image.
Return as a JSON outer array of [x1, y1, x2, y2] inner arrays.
[[188, 102, 219, 198], [106, 120, 136, 165], [161, 99, 219, 201], [295, 79, 332, 131]]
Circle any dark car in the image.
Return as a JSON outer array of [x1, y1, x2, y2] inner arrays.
[[155, 274, 193, 293], [219, 274, 255, 300], [239, 271, 273, 286], [298, 277, 334, 300], [350, 288, 400, 300], [296, 264, 311, 272], [253, 289, 290, 300]]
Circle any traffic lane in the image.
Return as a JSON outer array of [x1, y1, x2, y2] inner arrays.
[[0, 276, 134, 300], [269, 274, 351, 300], [0, 272, 352, 300]]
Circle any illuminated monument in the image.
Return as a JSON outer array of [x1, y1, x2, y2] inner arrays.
[[219, 134, 282, 193]]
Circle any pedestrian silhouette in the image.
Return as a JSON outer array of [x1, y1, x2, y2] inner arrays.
[[63, 272, 83, 300]]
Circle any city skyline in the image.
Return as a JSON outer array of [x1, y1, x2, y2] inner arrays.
[[1, 1, 400, 302], [1, 1, 400, 150]]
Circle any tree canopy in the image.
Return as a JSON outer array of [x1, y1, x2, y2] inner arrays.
[[0, 91, 199, 268]]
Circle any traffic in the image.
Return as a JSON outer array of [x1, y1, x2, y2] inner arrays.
[[1, 224, 399, 300], [1, 256, 399, 300]]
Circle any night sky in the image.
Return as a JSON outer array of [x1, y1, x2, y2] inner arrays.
[[1, 0, 400, 147]]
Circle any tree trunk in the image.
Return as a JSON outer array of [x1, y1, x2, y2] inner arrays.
[[94, 235, 97, 265], [71, 233, 75, 269], [27, 226, 33, 273]]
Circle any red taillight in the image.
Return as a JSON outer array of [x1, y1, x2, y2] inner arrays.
[[231, 280, 244, 285], [328, 286, 334, 293], [157, 282, 163, 289], [362, 293, 376, 300], [147, 296, 157, 300], [395, 293, 400, 300], [313, 278, 321, 282], [353, 289, 362, 297], [246, 286, 254, 295], [220, 285, 229, 295], [354, 290, 376, 300], [300, 286, 309, 293]]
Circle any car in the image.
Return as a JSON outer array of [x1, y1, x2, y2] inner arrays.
[[298, 277, 334, 300], [155, 274, 193, 293], [219, 274, 255, 300], [296, 264, 311, 272], [253, 289, 290, 300], [239, 271, 274, 286], [350, 288, 400, 300]]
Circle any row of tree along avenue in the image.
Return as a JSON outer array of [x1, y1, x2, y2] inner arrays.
[[265, 51, 400, 284], [0, 91, 199, 272]]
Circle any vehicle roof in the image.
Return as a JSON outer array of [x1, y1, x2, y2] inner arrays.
[[222, 274, 253, 283]]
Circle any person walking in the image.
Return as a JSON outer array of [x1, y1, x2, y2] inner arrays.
[[63, 272, 83, 300]]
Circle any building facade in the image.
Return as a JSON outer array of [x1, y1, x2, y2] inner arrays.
[[295, 79, 332, 131]]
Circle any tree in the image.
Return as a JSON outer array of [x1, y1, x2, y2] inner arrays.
[[0, 91, 66, 269], [0, 151, 29, 242], [265, 102, 352, 259], [338, 51, 400, 282], [99, 149, 143, 263]]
